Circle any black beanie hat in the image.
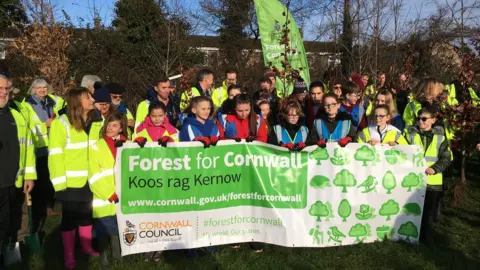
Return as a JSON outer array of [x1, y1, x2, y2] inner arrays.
[[105, 82, 126, 94], [93, 86, 112, 103], [294, 78, 308, 93]]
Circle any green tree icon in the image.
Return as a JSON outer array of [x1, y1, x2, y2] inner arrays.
[[309, 201, 334, 221], [402, 203, 422, 216], [309, 147, 329, 165], [333, 169, 357, 193], [330, 148, 351, 165], [382, 171, 396, 194], [384, 149, 408, 165], [310, 175, 331, 189], [398, 221, 419, 241], [376, 226, 395, 240], [348, 223, 371, 243], [401, 173, 423, 191], [357, 176, 378, 193], [379, 199, 400, 221], [327, 226, 346, 243], [338, 199, 352, 222], [354, 145, 376, 166], [355, 204, 376, 220]]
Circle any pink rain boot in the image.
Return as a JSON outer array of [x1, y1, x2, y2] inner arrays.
[[78, 225, 99, 256], [61, 230, 76, 269]]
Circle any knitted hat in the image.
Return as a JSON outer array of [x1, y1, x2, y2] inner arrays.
[[105, 82, 126, 94], [293, 78, 308, 93], [350, 73, 365, 90], [93, 86, 111, 103], [264, 68, 276, 78]]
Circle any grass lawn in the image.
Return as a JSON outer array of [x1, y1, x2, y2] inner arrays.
[[10, 174, 480, 269]]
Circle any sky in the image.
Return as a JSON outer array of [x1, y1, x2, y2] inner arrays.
[[49, 0, 468, 41]]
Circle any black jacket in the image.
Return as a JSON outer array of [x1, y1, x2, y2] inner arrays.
[[306, 111, 357, 145], [0, 105, 20, 188], [405, 125, 451, 174]]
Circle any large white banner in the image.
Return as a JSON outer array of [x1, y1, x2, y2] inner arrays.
[[115, 142, 427, 256]]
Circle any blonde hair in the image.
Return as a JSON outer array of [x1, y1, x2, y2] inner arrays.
[[28, 78, 52, 96], [412, 78, 444, 101]]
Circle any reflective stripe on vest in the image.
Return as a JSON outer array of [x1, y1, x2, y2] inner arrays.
[[408, 131, 443, 185], [274, 125, 308, 144], [314, 119, 350, 142]]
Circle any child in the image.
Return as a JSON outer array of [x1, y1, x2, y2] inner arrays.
[[180, 96, 220, 146], [269, 100, 308, 152], [403, 106, 451, 241], [88, 112, 128, 269], [258, 100, 273, 133], [357, 105, 407, 146], [218, 93, 268, 144], [216, 85, 244, 134], [306, 93, 356, 147], [372, 90, 405, 131], [340, 81, 368, 130], [134, 103, 179, 145]]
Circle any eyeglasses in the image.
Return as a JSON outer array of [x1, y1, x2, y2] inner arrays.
[[417, 117, 432, 122], [334, 86, 342, 89], [288, 114, 299, 118], [96, 103, 110, 107], [324, 103, 338, 109], [111, 95, 122, 99], [375, 114, 387, 119]]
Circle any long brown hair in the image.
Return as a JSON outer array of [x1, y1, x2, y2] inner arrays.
[[65, 87, 95, 131], [233, 94, 257, 137], [412, 78, 444, 101], [100, 112, 128, 138]]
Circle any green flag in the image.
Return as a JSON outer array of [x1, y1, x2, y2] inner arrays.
[[254, 0, 310, 97]]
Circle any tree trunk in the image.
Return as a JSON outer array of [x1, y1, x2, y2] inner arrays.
[[453, 155, 467, 207]]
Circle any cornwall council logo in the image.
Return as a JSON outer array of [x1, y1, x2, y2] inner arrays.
[[123, 220, 137, 246]]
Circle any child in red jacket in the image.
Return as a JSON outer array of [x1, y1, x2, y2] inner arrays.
[[217, 93, 268, 143]]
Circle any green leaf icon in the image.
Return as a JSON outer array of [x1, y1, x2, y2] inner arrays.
[[330, 148, 351, 166], [401, 173, 423, 192], [338, 199, 352, 222], [309, 201, 334, 222], [309, 147, 329, 165], [402, 203, 422, 216], [354, 145, 376, 166], [357, 176, 378, 193], [382, 171, 396, 194], [398, 221, 419, 241], [379, 199, 400, 221], [355, 204, 376, 220], [348, 223, 371, 243], [310, 175, 331, 189], [333, 169, 357, 193]]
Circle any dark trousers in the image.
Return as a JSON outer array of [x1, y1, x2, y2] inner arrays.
[[30, 156, 55, 233], [0, 186, 24, 246], [61, 201, 93, 231], [420, 189, 443, 240]]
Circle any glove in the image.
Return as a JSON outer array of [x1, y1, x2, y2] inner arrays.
[[317, 139, 327, 148], [245, 136, 256, 143], [231, 136, 242, 143], [281, 143, 296, 151], [194, 136, 211, 148], [158, 136, 174, 147], [134, 137, 147, 148], [209, 136, 219, 146], [296, 142, 306, 151], [108, 193, 119, 204], [338, 137, 352, 147], [114, 140, 125, 148]]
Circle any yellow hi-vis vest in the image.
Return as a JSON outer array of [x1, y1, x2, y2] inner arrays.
[[446, 83, 478, 106], [180, 87, 202, 112], [211, 81, 228, 108], [88, 138, 117, 218], [404, 127, 449, 186], [357, 125, 408, 145], [10, 107, 37, 186], [48, 114, 103, 192], [21, 94, 65, 149]]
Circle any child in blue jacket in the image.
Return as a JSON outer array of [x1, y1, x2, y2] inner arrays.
[[180, 96, 220, 147]]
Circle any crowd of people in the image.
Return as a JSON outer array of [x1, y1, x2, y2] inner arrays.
[[0, 66, 478, 269]]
